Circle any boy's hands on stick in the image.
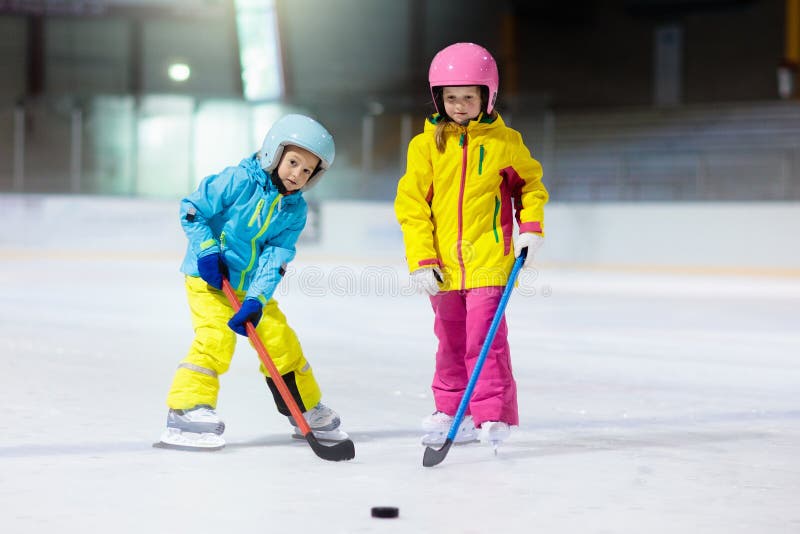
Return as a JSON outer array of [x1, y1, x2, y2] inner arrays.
[[197, 253, 228, 290], [228, 298, 263, 335]]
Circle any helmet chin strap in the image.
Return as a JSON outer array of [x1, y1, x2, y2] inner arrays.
[[270, 171, 290, 195]]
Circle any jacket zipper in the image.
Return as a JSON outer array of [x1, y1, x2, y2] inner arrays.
[[238, 194, 282, 291], [457, 131, 468, 290]]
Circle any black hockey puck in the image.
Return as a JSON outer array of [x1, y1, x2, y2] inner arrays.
[[371, 506, 399, 519]]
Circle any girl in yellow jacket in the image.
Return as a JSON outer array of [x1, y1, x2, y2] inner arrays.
[[395, 42, 549, 447]]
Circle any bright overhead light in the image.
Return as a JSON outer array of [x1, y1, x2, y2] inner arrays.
[[168, 63, 191, 82]]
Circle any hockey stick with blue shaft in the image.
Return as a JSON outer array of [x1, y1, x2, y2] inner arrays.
[[222, 279, 355, 462], [423, 248, 527, 467]]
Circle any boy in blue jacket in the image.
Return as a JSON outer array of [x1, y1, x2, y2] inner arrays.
[[158, 114, 346, 450]]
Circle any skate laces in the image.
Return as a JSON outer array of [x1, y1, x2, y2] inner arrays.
[[288, 402, 341, 431], [422, 411, 460, 432], [183, 405, 219, 423], [422, 412, 476, 433], [422, 411, 452, 429], [421, 413, 478, 445], [167, 405, 225, 435]]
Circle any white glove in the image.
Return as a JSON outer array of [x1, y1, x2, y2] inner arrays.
[[514, 233, 544, 269], [409, 267, 443, 296]]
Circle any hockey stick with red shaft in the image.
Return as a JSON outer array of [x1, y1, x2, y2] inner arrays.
[[423, 249, 527, 467], [221, 279, 355, 462]]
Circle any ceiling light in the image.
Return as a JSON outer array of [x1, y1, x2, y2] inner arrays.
[[168, 63, 191, 82]]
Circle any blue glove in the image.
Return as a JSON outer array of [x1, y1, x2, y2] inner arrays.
[[228, 298, 263, 336], [197, 253, 228, 290]]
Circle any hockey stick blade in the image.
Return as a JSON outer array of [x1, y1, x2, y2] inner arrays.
[[305, 432, 355, 462], [423, 438, 453, 467]]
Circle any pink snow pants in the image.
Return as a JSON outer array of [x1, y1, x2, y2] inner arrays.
[[429, 287, 518, 427]]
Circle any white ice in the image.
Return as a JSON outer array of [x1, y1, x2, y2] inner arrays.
[[1, 204, 799, 534]]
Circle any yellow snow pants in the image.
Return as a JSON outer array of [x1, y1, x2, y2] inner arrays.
[[166, 275, 322, 413]]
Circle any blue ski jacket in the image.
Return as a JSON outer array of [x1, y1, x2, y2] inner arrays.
[[179, 154, 307, 304]]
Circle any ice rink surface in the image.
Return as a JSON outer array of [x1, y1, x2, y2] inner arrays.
[[1, 245, 799, 533]]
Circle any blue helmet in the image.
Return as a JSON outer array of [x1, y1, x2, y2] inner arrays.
[[258, 114, 335, 191]]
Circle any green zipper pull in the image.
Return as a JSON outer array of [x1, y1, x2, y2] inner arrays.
[[493, 196, 500, 243], [247, 199, 265, 227]]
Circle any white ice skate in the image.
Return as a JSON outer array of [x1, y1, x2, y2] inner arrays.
[[289, 402, 350, 443], [420, 411, 479, 446], [478, 421, 511, 454], [154, 405, 226, 451]]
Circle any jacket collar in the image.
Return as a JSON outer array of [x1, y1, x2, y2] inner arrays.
[[424, 112, 504, 133], [242, 154, 302, 204]]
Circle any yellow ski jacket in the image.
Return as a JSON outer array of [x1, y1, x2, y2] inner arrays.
[[395, 114, 548, 291]]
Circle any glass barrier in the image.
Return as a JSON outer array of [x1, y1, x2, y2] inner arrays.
[[1, 96, 798, 201]]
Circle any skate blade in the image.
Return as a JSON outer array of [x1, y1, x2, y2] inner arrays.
[[421, 433, 479, 447], [292, 428, 350, 443], [154, 428, 225, 451], [153, 441, 225, 452]]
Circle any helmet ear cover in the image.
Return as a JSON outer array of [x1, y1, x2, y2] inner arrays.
[[310, 160, 321, 178]]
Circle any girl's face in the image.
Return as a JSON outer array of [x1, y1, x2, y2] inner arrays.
[[442, 85, 482, 124], [276, 145, 320, 192]]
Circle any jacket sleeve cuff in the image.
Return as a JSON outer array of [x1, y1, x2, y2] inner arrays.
[[519, 221, 543, 234], [417, 258, 441, 268], [196, 242, 220, 258]]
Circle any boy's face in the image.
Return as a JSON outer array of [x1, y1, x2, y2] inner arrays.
[[442, 85, 482, 124], [276, 145, 321, 192]]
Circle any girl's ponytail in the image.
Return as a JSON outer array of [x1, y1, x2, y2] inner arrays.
[[434, 120, 458, 153]]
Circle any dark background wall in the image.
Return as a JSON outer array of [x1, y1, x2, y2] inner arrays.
[[683, 0, 784, 102], [0, 0, 796, 201], [0, 0, 241, 103], [275, 0, 785, 111], [510, 0, 783, 108], [0, 0, 787, 109]]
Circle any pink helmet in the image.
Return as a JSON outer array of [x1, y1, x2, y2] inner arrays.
[[428, 42, 499, 115]]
